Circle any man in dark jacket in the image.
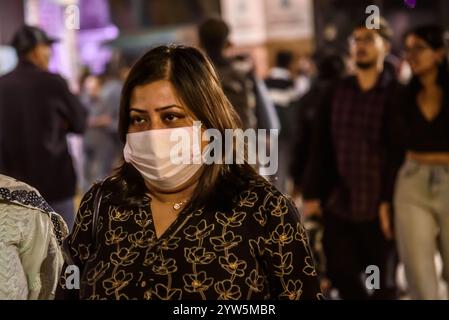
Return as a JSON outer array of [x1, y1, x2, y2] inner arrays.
[[0, 25, 87, 230]]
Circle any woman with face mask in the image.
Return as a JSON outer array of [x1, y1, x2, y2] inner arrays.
[[383, 25, 449, 299], [56, 45, 321, 300]]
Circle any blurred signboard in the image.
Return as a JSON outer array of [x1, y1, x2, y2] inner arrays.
[[221, 0, 314, 45], [221, 0, 267, 45], [265, 0, 314, 40]]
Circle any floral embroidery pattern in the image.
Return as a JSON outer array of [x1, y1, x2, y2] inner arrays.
[[183, 271, 213, 293], [215, 280, 242, 300], [59, 177, 321, 300]]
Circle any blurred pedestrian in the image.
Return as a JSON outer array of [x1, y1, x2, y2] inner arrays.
[[198, 17, 256, 130], [302, 18, 399, 299], [291, 53, 345, 192], [0, 26, 87, 231], [231, 54, 280, 179], [265, 50, 299, 194], [291, 53, 345, 298], [81, 73, 120, 192], [384, 25, 449, 299]]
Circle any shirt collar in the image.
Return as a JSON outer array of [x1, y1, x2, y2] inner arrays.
[[348, 66, 395, 91]]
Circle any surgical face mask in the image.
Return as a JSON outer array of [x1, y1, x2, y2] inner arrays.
[[123, 126, 203, 192]]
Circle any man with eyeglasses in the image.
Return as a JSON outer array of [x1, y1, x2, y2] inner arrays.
[[302, 18, 399, 299]]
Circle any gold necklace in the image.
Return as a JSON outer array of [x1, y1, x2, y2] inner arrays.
[[147, 192, 190, 211], [168, 199, 189, 211]]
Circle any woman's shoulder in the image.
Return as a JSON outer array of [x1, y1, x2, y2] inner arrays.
[[0, 175, 68, 245], [246, 175, 283, 198], [232, 173, 300, 218], [0, 174, 54, 214], [82, 176, 118, 203]]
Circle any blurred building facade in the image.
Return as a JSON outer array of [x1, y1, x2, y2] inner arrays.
[[1, 0, 449, 80]]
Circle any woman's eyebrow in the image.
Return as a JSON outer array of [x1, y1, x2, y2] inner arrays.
[[129, 105, 184, 113], [129, 108, 148, 113], [155, 105, 184, 112]]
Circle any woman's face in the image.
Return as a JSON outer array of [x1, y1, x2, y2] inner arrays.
[[128, 80, 195, 133], [404, 34, 444, 76]]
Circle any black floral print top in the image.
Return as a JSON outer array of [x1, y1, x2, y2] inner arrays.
[[57, 174, 322, 300]]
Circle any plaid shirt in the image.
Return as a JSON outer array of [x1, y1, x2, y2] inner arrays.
[[303, 70, 397, 222]]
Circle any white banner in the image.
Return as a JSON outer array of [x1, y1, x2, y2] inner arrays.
[[265, 0, 314, 40], [221, 0, 267, 46]]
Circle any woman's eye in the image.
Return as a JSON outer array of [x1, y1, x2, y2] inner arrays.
[[163, 113, 184, 122], [131, 116, 146, 125]]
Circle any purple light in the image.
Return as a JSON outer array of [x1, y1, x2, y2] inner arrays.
[[78, 25, 119, 75], [404, 0, 417, 9], [79, 0, 111, 30], [77, 0, 118, 74]]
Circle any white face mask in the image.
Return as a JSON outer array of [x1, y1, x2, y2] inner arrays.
[[123, 127, 203, 192]]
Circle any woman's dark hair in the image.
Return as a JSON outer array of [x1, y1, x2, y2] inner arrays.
[[405, 25, 449, 90], [107, 45, 257, 210]]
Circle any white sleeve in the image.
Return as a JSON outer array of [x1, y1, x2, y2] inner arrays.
[[38, 226, 64, 300], [19, 211, 51, 300]]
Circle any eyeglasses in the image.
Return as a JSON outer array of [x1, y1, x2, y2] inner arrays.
[[348, 35, 376, 46]]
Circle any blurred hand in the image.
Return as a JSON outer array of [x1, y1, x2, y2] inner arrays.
[[379, 202, 394, 240], [303, 199, 322, 218]]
